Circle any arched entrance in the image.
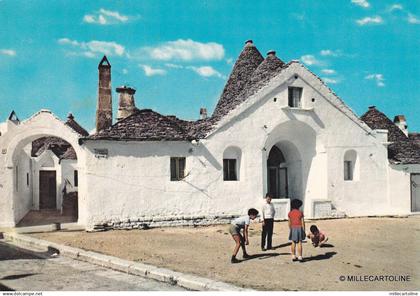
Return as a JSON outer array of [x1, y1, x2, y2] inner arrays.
[[0, 110, 85, 227], [263, 120, 325, 217], [267, 146, 287, 198], [267, 141, 302, 200]]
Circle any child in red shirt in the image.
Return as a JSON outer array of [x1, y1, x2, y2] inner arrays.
[[288, 199, 305, 262]]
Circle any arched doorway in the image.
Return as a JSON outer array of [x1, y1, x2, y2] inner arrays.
[[0, 110, 86, 227], [267, 146, 288, 198], [266, 141, 302, 200], [263, 120, 323, 218]]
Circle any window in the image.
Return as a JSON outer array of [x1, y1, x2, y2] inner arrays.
[[27, 173, 29, 187], [223, 159, 237, 181], [288, 87, 302, 108], [170, 157, 186, 181], [74, 170, 78, 187], [344, 150, 359, 181], [344, 161, 353, 181], [223, 146, 241, 181]]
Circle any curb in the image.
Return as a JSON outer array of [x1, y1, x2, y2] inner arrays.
[[3, 232, 251, 291]]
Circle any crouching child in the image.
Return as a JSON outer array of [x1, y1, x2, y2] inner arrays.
[[307, 225, 328, 247]]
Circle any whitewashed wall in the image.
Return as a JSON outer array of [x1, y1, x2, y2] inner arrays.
[[14, 148, 32, 223], [81, 63, 402, 229], [0, 110, 85, 227]]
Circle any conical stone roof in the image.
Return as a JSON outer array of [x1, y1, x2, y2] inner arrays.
[[211, 40, 264, 121]]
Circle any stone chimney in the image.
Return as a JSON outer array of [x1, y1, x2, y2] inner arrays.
[[96, 56, 113, 132], [199, 108, 207, 120], [393, 115, 408, 136], [244, 39, 254, 47], [116, 86, 137, 121], [267, 50, 276, 56]]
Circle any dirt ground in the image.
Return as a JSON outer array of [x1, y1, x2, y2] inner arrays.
[[31, 216, 420, 291]]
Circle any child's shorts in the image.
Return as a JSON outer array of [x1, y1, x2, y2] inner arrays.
[[289, 227, 305, 242], [229, 224, 241, 236]]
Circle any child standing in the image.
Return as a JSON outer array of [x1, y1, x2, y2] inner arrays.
[[307, 225, 328, 247], [229, 208, 259, 263], [288, 199, 305, 262], [261, 193, 275, 251]]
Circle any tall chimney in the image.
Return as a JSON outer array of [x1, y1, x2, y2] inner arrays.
[[199, 107, 207, 120], [96, 56, 112, 132], [116, 86, 137, 121], [393, 115, 408, 136]]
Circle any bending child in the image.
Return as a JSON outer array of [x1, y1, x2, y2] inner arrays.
[[229, 208, 259, 263]]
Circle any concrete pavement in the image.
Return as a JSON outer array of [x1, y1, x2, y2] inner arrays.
[[0, 240, 186, 291]]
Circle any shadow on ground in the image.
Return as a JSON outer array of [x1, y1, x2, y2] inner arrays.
[[0, 241, 58, 261], [302, 251, 337, 262], [0, 283, 14, 291]]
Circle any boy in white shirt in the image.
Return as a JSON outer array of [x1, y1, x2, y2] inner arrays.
[[261, 193, 275, 250], [229, 208, 259, 263]]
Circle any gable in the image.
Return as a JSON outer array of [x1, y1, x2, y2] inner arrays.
[[206, 61, 374, 138]]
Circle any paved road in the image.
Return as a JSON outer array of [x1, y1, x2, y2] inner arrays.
[[0, 240, 186, 291]]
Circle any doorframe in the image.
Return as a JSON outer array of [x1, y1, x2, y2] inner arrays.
[[411, 173, 420, 212], [267, 166, 289, 199], [279, 167, 288, 198], [39, 170, 58, 210]]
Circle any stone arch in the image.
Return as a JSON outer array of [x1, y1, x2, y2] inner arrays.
[[1, 110, 85, 227], [263, 120, 326, 216]]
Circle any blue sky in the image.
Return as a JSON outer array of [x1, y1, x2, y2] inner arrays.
[[0, 0, 419, 132]]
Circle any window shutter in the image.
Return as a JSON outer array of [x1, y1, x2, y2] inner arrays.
[[179, 158, 186, 179], [230, 159, 237, 180], [170, 158, 177, 181]]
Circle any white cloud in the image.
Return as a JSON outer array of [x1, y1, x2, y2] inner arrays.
[[356, 16, 383, 25], [322, 78, 339, 84], [388, 4, 403, 11], [58, 38, 126, 58], [365, 73, 385, 87], [300, 55, 323, 66], [320, 49, 342, 57], [351, 0, 370, 8], [0, 49, 16, 56], [58, 38, 80, 46], [83, 8, 130, 25], [164, 63, 184, 69], [99, 8, 129, 22], [408, 13, 420, 24], [140, 64, 166, 76], [187, 66, 224, 79], [321, 69, 336, 75], [142, 39, 225, 61]]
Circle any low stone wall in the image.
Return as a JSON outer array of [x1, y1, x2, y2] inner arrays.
[[91, 214, 239, 231]]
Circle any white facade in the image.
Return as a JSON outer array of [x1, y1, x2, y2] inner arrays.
[[0, 110, 85, 227], [78, 63, 419, 229], [0, 63, 419, 230]]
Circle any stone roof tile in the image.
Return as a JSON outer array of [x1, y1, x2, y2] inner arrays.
[[360, 107, 420, 164], [86, 109, 196, 141], [211, 41, 264, 122]]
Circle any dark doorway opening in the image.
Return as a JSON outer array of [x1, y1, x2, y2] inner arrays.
[[39, 171, 57, 209], [267, 146, 288, 198]]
